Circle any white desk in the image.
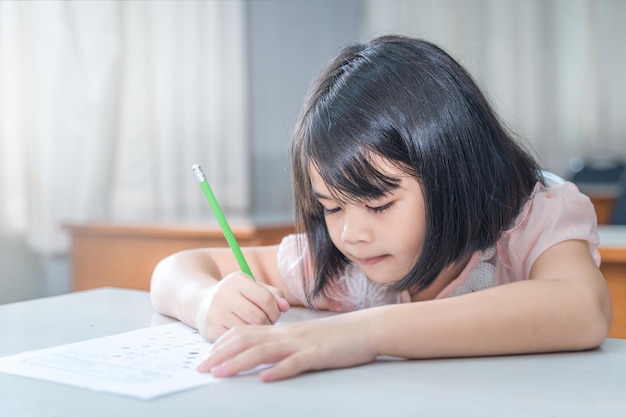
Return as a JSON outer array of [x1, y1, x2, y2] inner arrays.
[[1, 288, 625, 417], [599, 225, 626, 248]]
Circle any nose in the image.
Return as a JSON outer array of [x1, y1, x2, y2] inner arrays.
[[340, 208, 373, 244]]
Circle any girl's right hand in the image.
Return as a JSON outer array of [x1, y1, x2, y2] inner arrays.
[[196, 272, 290, 342]]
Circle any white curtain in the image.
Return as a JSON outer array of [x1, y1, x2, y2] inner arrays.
[[363, 0, 626, 174], [0, 0, 249, 254]]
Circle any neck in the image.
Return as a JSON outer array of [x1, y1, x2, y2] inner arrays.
[[411, 255, 471, 302]]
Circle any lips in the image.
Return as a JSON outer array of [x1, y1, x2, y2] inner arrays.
[[357, 255, 388, 266]]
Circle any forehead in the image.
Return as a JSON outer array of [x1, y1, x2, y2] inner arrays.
[[308, 156, 409, 193], [309, 163, 331, 195]]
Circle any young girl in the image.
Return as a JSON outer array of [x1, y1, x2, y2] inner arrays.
[[150, 35, 612, 382]]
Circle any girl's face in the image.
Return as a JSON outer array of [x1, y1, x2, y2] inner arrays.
[[310, 158, 426, 285]]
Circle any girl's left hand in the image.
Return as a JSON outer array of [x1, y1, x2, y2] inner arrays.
[[196, 314, 378, 382]]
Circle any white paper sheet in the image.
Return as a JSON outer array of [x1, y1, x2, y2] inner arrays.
[[0, 322, 220, 399]]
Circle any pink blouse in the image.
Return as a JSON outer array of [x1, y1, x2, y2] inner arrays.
[[277, 181, 601, 311]]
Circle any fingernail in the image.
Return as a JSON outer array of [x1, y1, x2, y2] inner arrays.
[[197, 362, 211, 372], [210, 363, 228, 377]]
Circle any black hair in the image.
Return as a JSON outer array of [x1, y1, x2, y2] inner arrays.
[[290, 35, 541, 301]]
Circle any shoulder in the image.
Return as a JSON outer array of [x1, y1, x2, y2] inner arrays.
[[276, 234, 310, 280], [275, 234, 307, 299], [508, 181, 599, 242], [496, 181, 601, 281]]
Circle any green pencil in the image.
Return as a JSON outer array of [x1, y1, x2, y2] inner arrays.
[[192, 164, 255, 280]]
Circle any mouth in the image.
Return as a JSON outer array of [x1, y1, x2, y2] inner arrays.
[[356, 255, 389, 266]]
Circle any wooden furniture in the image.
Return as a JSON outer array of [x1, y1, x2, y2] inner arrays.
[[591, 196, 617, 224], [598, 226, 626, 339], [64, 223, 626, 339], [64, 221, 294, 291], [1, 288, 625, 417], [578, 184, 621, 224]]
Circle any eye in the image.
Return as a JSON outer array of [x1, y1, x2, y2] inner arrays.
[[323, 206, 341, 215], [366, 201, 394, 213]]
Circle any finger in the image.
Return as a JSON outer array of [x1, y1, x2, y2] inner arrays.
[[198, 327, 278, 373], [229, 298, 276, 326], [223, 312, 251, 330], [276, 297, 290, 313], [203, 300, 270, 340], [202, 315, 244, 342], [202, 326, 258, 365], [208, 340, 295, 378], [217, 306, 273, 335], [239, 285, 283, 323], [263, 285, 290, 313], [259, 352, 311, 382], [211, 277, 278, 325], [262, 284, 286, 302]]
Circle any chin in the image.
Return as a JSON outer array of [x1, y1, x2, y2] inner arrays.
[[363, 271, 403, 286]]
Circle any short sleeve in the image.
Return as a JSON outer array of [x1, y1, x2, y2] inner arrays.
[[498, 182, 601, 283], [276, 234, 311, 307]]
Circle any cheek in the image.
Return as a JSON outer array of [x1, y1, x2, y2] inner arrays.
[[396, 213, 426, 258], [324, 216, 343, 246], [408, 231, 425, 263]]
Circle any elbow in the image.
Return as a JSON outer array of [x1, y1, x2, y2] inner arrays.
[[581, 313, 611, 350], [593, 297, 613, 347], [149, 255, 174, 314], [575, 283, 613, 350]]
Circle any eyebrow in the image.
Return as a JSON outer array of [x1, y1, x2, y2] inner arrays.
[[312, 191, 333, 201]]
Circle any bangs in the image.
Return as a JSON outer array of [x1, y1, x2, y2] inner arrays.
[[309, 136, 406, 205]]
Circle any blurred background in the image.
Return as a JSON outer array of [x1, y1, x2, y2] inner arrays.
[[1, 0, 625, 304]]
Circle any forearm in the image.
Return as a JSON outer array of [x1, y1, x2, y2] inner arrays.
[[362, 278, 611, 359], [150, 250, 221, 329]]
